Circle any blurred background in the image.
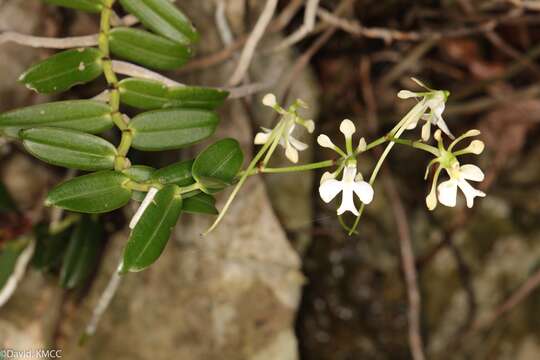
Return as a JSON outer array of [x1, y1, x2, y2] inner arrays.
[[1, 0, 540, 359]]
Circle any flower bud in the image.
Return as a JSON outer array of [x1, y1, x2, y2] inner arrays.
[[357, 137, 367, 152]]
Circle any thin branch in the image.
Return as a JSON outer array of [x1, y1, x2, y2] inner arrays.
[[227, 0, 278, 86], [317, 8, 497, 43], [382, 174, 426, 360], [272, 0, 321, 51], [0, 32, 98, 48], [111, 60, 184, 87]]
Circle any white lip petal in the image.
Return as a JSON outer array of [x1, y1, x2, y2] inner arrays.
[[457, 179, 486, 208], [437, 179, 458, 207], [319, 179, 343, 203], [459, 164, 484, 182], [254, 131, 271, 145], [284, 143, 299, 163], [289, 136, 309, 151], [352, 181, 374, 205], [398, 90, 419, 99], [337, 185, 359, 215]]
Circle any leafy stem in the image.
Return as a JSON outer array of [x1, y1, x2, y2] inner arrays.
[[99, 0, 131, 169]]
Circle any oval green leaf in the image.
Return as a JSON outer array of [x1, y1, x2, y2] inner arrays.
[[121, 184, 182, 272], [149, 159, 194, 186], [21, 128, 117, 171], [119, 0, 198, 44], [118, 78, 228, 110], [129, 109, 219, 151], [19, 48, 103, 94], [123, 165, 156, 202], [0, 100, 113, 136], [192, 138, 244, 191], [44, 0, 102, 12], [109, 27, 191, 70], [46, 171, 132, 213], [183, 193, 217, 215], [60, 216, 103, 289]]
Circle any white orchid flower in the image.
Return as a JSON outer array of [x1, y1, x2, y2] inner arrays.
[[437, 163, 486, 208], [253, 93, 314, 163], [398, 78, 454, 141], [319, 164, 374, 215], [425, 129, 486, 210], [254, 120, 309, 163]]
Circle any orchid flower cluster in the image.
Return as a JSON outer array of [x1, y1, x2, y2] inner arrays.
[[210, 78, 486, 234]]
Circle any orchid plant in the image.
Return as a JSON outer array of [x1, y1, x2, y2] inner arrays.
[[0, 0, 485, 341]]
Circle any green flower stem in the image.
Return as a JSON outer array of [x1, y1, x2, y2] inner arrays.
[[204, 136, 276, 235], [99, 0, 132, 170], [261, 122, 285, 166], [252, 159, 336, 175], [348, 102, 428, 235], [364, 135, 388, 152], [387, 137, 440, 156]]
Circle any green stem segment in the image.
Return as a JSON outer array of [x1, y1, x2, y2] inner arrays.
[[99, 0, 130, 170]]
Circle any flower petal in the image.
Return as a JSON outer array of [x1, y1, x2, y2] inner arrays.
[[319, 179, 343, 203], [421, 120, 431, 142], [254, 131, 271, 145], [437, 179, 458, 207], [317, 134, 335, 148], [352, 181, 374, 205], [457, 179, 486, 208], [460, 164, 484, 182], [398, 90, 419, 99], [289, 136, 309, 151], [285, 143, 299, 163], [339, 119, 356, 138], [337, 185, 359, 215]]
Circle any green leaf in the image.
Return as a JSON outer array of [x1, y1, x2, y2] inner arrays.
[[123, 165, 156, 202], [149, 159, 194, 186], [0, 100, 113, 136], [129, 109, 218, 151], [0, 182, 16, 213], [118, 78, 228, 110], [46, 171, 132, 213], [32, 224, 71, 271], [109, 27, 191, 71], [119, 0, 198, 44], [123, 165, 155, 182], [59, 216, 103, 289], [19, 48, 103, 94], [183, 193, 217, 215], [121, 184, 182, 272], [192, 138, 244, 191], [21, 128, 117, 171], [43, 0, 102, 12]]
